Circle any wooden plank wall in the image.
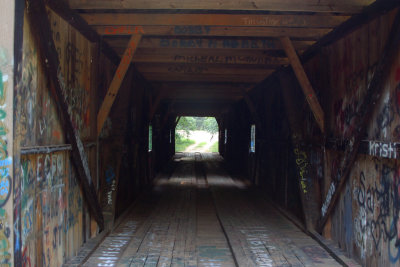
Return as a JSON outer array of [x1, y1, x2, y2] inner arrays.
[[223, 7, 400, 266], [0, 0, 16, 266], [13, 8, 153, 265], [223, 78, 305, 220], [15, 9, 95, 266], [317, 9, 400, 266]]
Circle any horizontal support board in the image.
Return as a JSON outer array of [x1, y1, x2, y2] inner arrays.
[[68, 0, 373, 13], [154, 81, 254, 89], [166, 93, 243, 100], [142, 73, 270, 82], [127, 50, 289, 66], [94, 25, 331, 38], [106, 37, 315, 50], [136, 63, 276, 75], [82, 13, 349, 27]]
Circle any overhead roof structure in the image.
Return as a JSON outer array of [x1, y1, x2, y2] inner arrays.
[[64, 0, 390, 121]]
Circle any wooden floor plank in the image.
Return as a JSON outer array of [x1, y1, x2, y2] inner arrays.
[[79, 152, 356, 267]]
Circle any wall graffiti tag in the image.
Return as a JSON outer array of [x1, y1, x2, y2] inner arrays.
[[293, 147, 309, 195]]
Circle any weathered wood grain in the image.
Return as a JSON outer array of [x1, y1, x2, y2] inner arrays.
[[281, 36, 325, 133], [97, 34, 142, 135], [68, 0, 373, 13], [95, 25, 331, 38], [82, 13, 349, 28], [27, 0, 104, 229], [105, 37, 315, 51], [318, 8, 400, 232]]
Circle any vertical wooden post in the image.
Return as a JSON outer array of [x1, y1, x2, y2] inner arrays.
[[279, 72, 319, 230]]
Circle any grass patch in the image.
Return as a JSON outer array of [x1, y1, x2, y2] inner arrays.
[[194, 142, 207, 150], [210, 141, 219, 153], [175, 138, 195, 152]]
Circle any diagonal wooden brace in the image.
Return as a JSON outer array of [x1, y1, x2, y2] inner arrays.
[[280, 36, 325, 133], [27, 0, 104, 229], [97, 33, 142, 135]]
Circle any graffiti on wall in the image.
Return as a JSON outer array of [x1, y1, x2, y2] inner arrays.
[[369, 141, 397, 159], [0, 47, 12, 266], [49, 11, 91, 138], [293, 147, 310, 195], [20, 152, 82, 267], [352, 162, 400, 262]]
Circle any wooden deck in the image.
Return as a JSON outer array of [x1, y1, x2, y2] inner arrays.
[[79, 153, 356, 267]]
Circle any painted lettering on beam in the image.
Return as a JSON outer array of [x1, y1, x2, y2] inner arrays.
[[167, 65, 208, 74], [159, 39, 276, 49], [369, 141, 397, 159], [321, 182, 336, 217], [174, 26, 211, 35], [242, 16, 305, 26], [104, 26, 145, 35], [174, 55, 282, 65]]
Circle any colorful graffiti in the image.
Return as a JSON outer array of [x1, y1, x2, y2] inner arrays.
[[352, 162, 400, 262], [49, 11, 91, 138], [293, 147, 310, 195], [20, 152, 82, 267], [0, 47, 12, 266]]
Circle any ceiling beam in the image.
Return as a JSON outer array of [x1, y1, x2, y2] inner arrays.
[[82, 13, 349, 28], [155, 82, 253, 91], [280, 36, 325, 133], [136, 63, 276, 75], [95, 25, 331, 39], [143, 73, 270, 83], [97, 34, 142, 135], [105, 37, 315, 51], [127, 50, 290, 66], [68, 0, 373, 13]]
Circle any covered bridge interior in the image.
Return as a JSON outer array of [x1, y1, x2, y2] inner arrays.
[[1, 0, 400, 266]]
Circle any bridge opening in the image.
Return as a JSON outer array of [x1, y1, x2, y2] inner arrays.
[[175, 116, 219, 153]]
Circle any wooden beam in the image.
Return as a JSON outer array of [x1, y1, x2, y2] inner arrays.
[[130, 51, 289, 66], [167, 93, 242, 100], [95, 25, 331, 39], [97, 34, 142, 135], [301, 0, 400, 63], [280, 36, 325, 133], [107, 37, 315, 51], [82, 13, 348, 28], [318, 8, 400, 232], [279, 72, 320, 229], [143, 73, 271, 83], [243, 92, 265, 135], [27, 0, 104, 229], [68, 0, 373, 13], [157, 82, 253, 91], [174, 116, 181, 128], [46, 0, 154, 98], [136, 63, 277, 76], [46, 0, 123, 68], [161, 101, 177, 130], [149, 89, 166, 121]]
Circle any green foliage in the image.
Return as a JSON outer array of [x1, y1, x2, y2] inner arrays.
[[210, 141, 219, 153], [194, 142, 207, 150], [176, 117, 218, 134], [176, 117, 196, 136], [175, 138, 195, 152]]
